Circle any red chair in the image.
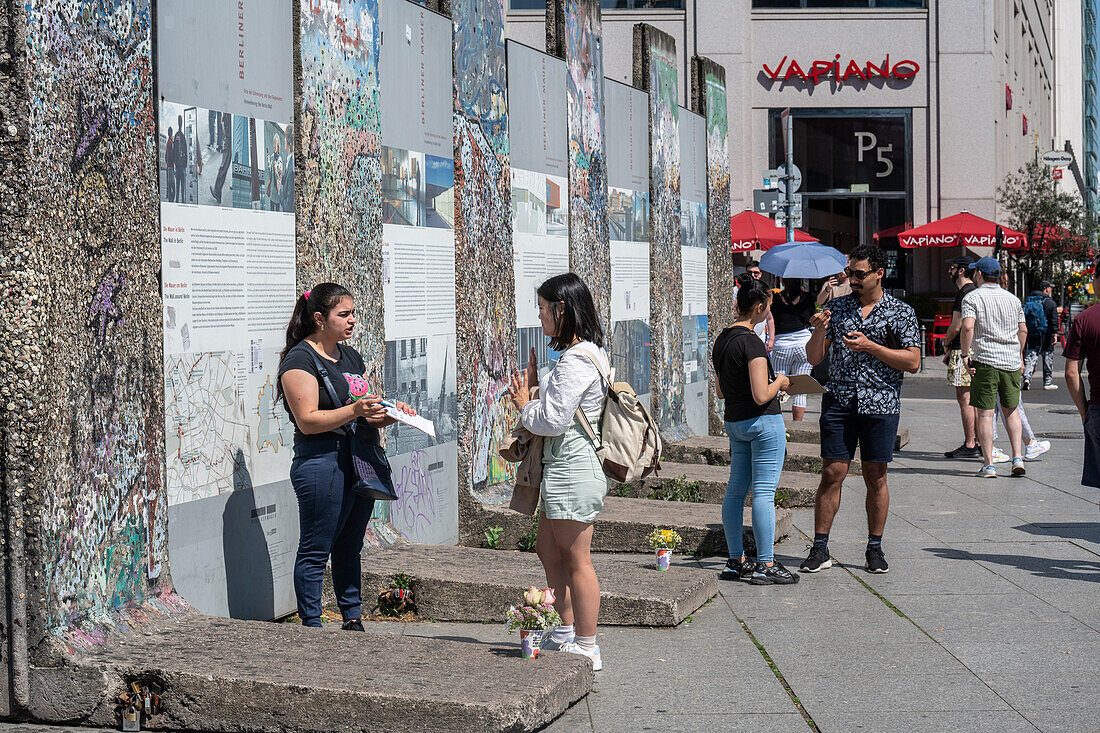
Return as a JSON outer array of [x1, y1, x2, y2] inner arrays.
[[927, 314, 952, 356]]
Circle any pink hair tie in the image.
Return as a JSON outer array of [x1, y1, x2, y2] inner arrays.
[[302, 289, 312, 301]]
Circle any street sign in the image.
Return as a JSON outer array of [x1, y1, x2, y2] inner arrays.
[[1052, 167, 1063, 180], [762, 169, 781, 190], [754, 189, 780, 214], [778, 163, 802, 194], [1041, 150, 1074, 167]]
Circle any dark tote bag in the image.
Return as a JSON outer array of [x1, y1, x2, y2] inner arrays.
[[306, 347, 399, 502]]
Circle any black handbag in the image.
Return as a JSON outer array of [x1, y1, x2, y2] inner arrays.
[[306, 346, 399, 502]]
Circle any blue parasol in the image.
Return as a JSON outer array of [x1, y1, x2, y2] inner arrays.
[[759, 241, 848, 280]]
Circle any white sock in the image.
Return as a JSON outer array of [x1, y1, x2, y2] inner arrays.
[[574, 634, 597, 653], [550, 624, 574, 643]]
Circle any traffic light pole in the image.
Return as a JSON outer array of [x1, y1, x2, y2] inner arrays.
[[784, 110, 794, 243]]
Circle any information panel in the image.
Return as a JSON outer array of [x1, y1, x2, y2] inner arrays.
[[507, 41, 570, 373], [158, 0, 297, 620], [380, 0, 459, 546], [680, 107, 708, 436], [604, 79, 651, 408]]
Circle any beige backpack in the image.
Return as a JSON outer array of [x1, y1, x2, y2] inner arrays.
[[572, 349, 662, 484]]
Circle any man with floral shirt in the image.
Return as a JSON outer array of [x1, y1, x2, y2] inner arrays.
[[801, 245, 921, 575]]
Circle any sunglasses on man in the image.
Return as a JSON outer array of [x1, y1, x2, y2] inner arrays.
[[845, 267, 876, 281]]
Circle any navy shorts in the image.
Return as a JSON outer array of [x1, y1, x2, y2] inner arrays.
[[819, 393, 900, 464]]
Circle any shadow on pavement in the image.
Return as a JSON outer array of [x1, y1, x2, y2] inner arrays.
[[1012, 522, 1100, 544], [926, 547, 1100, 583]]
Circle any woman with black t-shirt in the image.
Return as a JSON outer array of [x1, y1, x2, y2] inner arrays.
[[712, 274, 799, 585], [277, 283, 415, 629], [767, 278, 816, 421]]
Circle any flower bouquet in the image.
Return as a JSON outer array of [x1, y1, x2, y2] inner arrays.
[[647, 528, 683, 571], [505, 587, 561, 659]]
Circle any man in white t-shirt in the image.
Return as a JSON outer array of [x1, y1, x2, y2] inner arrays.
[[733, 263, 774, 346]]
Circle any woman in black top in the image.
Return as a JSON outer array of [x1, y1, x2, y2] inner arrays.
[[278, 283, 414, 629], [712, 273, 798, 585], [767, 278, 816, 421]]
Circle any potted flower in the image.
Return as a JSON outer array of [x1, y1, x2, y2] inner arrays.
[[505, 586, 561, 659], [647, 528, 682, 571]]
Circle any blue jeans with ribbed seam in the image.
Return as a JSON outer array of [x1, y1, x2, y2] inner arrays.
[[723, 414, 786, 564], [290, 435, 375, 627]]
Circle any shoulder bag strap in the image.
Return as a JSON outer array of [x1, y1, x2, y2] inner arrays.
[[302, 344, 352, 436]]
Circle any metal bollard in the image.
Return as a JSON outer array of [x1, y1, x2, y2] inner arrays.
[[919, 324, 926, 372]]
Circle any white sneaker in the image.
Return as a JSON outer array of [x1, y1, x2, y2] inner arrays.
[[540, 634, 573, 652], [558, 641, 602, 671], [977, 465, 997, 478], [991, 448, 1010, 464], [1024, 440, 1051, 461], [1044, 383, 1059, 390]]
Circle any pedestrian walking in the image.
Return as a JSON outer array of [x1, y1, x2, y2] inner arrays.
[[712, 273, 797, 585], [959, 257, 1028, 478], [165, 127, 175, 202], [801, 245, 921, 575], [172, 115, 187, 203], [992, 398, 1050, 461], [278, 283, 415, 630], [1063, 266, 1100, 490], [209, 112, 233, 205], [508, 273, 610, 671], [768, 278, 816, 421], [943, 256, 980, 459], [733, 263, 774, 344], [1023, 280, 1058, 390]]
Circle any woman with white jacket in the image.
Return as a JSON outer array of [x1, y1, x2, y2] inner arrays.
[[509, 273, 610, 671]]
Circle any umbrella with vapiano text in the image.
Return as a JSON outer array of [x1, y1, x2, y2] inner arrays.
[[897, 212, 1027, 250], [731, 210, 818, 252]]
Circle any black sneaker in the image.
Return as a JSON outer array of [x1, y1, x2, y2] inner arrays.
[[1022, 379, 1030, 391], [865, 547, 889, 574], [749, 561, 800, 585], [799, 545, 832, 573], [944, 443, 982, 459], [341, 619, 365, 631], [719, 557, 755, 581]]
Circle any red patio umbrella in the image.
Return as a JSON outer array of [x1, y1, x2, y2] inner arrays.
[[897, 212, 1027, 250], [730, 210, 818, 252], [1025, 224, 1090, 256]]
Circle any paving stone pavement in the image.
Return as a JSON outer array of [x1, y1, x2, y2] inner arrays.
[[4, 387, 1096, 732]]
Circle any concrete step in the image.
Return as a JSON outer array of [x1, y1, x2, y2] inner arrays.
[[663, 437, 863, 475], [346, 544, 719, 627], [77, 613, 591, 732], [784, 420, 910, 449], [477, 495, 792, 555], [620, 461, 819, 507]]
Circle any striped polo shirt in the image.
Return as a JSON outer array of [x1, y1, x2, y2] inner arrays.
[[960, 284, 1026, 371]]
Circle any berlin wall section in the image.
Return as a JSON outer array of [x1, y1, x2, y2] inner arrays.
[[1, 0, 186, 718], [691, 56, 734, 437]]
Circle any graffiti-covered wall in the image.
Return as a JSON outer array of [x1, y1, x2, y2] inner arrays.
[[296, 0, 386, 394], [548, 0, 612, 337], [633, 24, 686, 438], [444, 0, 518, 519], [3, 0, 180, 654], [692, 56, 734, 436]]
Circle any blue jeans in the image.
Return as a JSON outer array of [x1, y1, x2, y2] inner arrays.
[[290, 436, 375, 627], [723, 415, 786, 563]]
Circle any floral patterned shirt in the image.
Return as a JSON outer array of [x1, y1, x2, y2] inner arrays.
[[824, 293, 920, 415]]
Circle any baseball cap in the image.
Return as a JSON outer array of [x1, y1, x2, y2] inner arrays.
[[967, 257, 1001, 276], [1038, 280, 1053, 290], [946, 255, 974, 267]]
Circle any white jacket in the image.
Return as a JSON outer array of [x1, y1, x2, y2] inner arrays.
[[520, 341, 609, 436]]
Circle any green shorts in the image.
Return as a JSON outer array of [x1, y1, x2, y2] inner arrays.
[[969, 362, 1021, 411], [540, 420, 609, 524]]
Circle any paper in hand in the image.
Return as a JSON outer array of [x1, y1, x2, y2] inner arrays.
[[386, 406, 436, 439]]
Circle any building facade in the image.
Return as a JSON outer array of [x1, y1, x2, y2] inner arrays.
[[506, 0, 1055, 295]]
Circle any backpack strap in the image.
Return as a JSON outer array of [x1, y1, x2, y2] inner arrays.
[[300, 343, 363, 438], [569, 346, 611, 448]]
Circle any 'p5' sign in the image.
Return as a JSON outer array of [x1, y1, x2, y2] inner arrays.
[[855, 131, 894, 178]]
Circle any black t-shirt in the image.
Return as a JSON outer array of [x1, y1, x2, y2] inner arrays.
[[713, 326, 781, 422], [771, 291, 815, 335], [278, 341, 369, 440], [948, 282, 977, 350]]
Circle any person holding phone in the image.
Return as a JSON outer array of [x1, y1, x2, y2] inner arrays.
[[712, 273, 798, 585], [801, 245, 921, 576], [278, 284, 415, 630]]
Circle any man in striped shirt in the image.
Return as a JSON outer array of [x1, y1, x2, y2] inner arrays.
[[959, 257, 1028, 478]]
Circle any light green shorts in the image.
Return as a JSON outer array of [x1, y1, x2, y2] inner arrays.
[[540, 420, 609, 524]]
